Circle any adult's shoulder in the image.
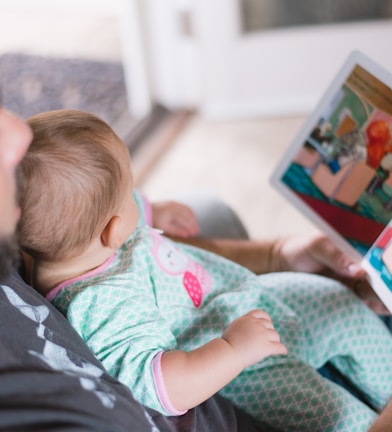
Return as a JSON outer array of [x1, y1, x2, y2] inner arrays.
[[0, 272, 155, 431]]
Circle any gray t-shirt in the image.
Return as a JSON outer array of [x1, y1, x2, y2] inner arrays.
[[0, 272, 264, 432]]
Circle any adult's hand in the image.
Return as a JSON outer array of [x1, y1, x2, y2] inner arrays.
[[275, 232, 389, 315], [273, 232, 363, 275]]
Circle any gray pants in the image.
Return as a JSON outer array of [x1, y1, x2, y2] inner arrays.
[[175, 191, 249, 240]]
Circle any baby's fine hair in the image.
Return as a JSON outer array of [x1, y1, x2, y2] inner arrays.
[[18, 109, 126, 262]]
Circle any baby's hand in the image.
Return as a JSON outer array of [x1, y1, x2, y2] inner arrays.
[[152, 201, 199, 238], [222, 310, 287, 368]]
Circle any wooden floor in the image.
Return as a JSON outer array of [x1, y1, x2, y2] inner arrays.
[[138, 113, 317, 240]]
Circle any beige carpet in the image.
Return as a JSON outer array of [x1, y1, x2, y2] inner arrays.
[[138, 114, 318, 240]]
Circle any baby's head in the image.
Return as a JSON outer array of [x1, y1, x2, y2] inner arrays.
[[18, 109, 137, 263]]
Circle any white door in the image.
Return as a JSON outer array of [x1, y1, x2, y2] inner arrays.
[[192, 0, 392, 120]]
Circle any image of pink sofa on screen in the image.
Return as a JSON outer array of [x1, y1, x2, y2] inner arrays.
[[293, 144, 375, 208], [310, 159, 375, 207]]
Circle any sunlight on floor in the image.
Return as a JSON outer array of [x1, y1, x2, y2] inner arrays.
[[140, 114, 318, 240]]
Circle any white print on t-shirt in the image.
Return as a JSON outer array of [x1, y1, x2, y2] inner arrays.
[[1, 284, 116, 408]]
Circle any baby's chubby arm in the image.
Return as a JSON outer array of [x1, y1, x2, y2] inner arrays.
[[161, 309, 287, 412]]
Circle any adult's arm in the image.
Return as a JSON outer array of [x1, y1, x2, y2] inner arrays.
[[169, 232, 361, 276], [169, 236, 278, 274], [169, 231, 389, 315]]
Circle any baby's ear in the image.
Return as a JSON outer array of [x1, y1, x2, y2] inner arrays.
[[101, 216, 122, 250]]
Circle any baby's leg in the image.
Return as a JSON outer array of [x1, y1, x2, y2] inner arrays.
[[221, 358, 377, 432], [261, 272, 392, 411]]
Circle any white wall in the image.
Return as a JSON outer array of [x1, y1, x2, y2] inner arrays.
[[144, 0, 392, 119]]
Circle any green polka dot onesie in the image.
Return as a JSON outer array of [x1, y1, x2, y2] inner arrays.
[[46, 197, 392, 431]]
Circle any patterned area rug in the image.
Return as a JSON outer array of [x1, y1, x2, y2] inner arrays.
[[0, 52, 129, 128]]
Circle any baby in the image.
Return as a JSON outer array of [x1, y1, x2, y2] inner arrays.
[[18, 109, 392, 432]]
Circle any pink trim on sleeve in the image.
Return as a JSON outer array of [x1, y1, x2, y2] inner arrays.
[[46, 254, 116, 301], [141, 193, 153, 226], [152, 351, 187, 416]]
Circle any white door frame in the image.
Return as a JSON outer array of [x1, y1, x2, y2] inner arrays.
[[141, 0, 201, 110]]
